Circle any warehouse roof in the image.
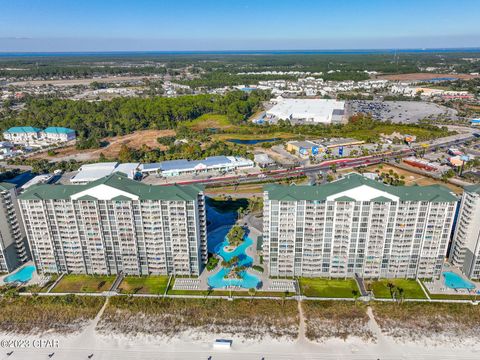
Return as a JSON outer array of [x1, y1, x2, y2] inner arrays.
[[267, 98, 345, 123], [264, 173, 457, 202], [140, 156, 252, 173], [160, 156, 238, 171], [19, 172, 204, 201], [71, 162, 139, 183]]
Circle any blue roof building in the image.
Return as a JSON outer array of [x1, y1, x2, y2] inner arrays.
[[42, 127, 76, 142], [4, 126, 41, 134], [139, 156, 254, 177], [43, 127, 76, 134]]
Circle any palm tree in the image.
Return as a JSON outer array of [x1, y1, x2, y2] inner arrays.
[[387, 282, 395, 297], [352, 289, 360, 305], [397, 287, 404, 304], [248, 287, 256, 303]]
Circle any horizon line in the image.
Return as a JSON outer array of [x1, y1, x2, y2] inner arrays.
[[1, 47, 480, 55]]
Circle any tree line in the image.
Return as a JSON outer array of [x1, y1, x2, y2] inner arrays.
[[1, 90, 271, 149]]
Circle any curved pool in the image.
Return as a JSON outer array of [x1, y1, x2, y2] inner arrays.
[[4, 265, 36, 283], [443, 271, 475, 290], [207, 226, 261, 289]]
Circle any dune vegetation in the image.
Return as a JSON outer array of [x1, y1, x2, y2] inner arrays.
[[0, 295, 104, 334], [97, 297, 299, 339], [302, 301, 373, 341], [371, 302, 480, 340]]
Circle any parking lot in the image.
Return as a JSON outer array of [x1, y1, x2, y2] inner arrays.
[[348, 100, 458, 123]]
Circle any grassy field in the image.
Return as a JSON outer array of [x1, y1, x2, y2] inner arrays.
[[302, 301, 373, 341], [118, 276, 169, 295], [212, 130, 296, 142], [299, 278, 360, 298], [371, 302, 480, 340], [368, 279, 427, 299], [98, 297, 299, 339], [52, 275, 116, 293], [0, 295, 104, 334], [184, 113, 233, 130]]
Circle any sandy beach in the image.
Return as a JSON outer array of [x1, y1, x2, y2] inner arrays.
[[1, 303, 480, 360], [2, 329, 480, 360]]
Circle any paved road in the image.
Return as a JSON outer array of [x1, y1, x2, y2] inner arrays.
[[167, 128, 478, 188]]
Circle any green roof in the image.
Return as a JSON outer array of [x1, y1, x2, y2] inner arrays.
[[18, 172, 204, 201], [335, 196, 356, 202], [371, 196, 393, 203], [76, 195, 98, 201], [465, 184, 480, 195], [0, 182, 16, 191], [264, 173, 458, 203], [4, 126, 41, 134]]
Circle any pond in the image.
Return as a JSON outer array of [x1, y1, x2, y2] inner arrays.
[[226, 138, 279, 145]]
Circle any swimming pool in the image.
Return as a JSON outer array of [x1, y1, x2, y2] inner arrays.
[[4, 265, 36, 283], [443, 271, 475, 290], [207, 226, 261, 289]]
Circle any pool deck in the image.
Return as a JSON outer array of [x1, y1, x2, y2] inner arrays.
[[178, 221, 296, 294], [423, 263, 480, 296]]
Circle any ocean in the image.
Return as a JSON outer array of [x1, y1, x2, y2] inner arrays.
[[0, 48, 480, 58]]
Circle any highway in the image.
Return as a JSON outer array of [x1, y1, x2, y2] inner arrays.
[[168, 129, 479, 188]]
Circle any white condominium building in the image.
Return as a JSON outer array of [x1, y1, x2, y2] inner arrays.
[[0, 182, 29, 272], [263, 173, 457, 279], [449, 185, 480, 279], [18, 173, 207, 276]]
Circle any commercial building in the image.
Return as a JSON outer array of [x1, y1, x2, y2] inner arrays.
[[70, 162, 139, 184], [0, 183, 29, 272], [449, 185, 480, 279], [286, 141, 323, 157], [3, 127, 41, 144], [323, 138, 365, 149], [266, 98, 346, 124], [263, 173, 457, 279], [42, 127, 76, 143], [18, 173, 207, 276], [254, 153, 275, 168], [140, 156, 254, 177]]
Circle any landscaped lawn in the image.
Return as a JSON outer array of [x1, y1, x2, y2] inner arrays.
[[52, 274, 115, 293], [299, 278, 360, 298], [118, 276, 169, 294], [369, 279, 427, 299]]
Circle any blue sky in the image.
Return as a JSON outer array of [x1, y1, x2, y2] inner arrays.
[[0, 0, 479, 51]]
